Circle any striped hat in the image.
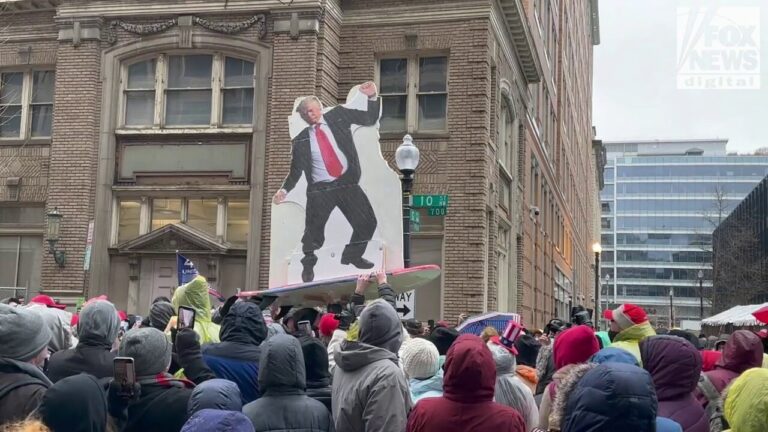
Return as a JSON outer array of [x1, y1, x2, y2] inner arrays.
[[603, 303, 648, 331], [490, 321, 524, 355]]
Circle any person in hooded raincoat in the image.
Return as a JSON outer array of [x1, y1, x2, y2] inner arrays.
[[406, 334, 526, 432], [172, 275, 220, 344], [187, 378, 242, 416], [541, 362, 682, 432], [47, 300, 120, 383], [640, 335, 708, 432], [722, 367, 768, 432], [300, 336, 333, 412], [201, 301, 266, 404], [488, 343, 539, 431], [242, 334, 333, 431], [182, 409, 255, 432], [693, 330, 763, 409], [332, 299, 411, 432], [38, 373, 109, 432]]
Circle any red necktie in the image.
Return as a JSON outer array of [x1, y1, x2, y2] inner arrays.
[[315, 124, 344, 178]]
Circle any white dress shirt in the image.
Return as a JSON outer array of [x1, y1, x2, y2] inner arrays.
[[309, 119, 348, 183]]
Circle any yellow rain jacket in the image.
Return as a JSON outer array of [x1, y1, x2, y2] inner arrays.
[[723, 367, 768, 432], [171, 275, 220, 344], [610, 321, 656, 366]]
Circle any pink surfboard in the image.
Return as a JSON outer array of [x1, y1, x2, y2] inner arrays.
[[238, 264, 440, 307]]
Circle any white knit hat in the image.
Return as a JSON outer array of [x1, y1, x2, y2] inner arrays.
[[400, 338, 440, 380]]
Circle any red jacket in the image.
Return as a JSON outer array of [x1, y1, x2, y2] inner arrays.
[[407, 335, 526, 432]]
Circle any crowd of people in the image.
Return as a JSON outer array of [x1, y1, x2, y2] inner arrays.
[[1, 274, 768, 432]]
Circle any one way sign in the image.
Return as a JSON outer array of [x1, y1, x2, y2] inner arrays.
[[395, 290, 415, 319]]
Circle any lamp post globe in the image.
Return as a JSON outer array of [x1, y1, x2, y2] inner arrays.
[[396, 134, 420, 174]]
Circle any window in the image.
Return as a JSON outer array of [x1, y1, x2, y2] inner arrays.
[[226, 199, 249, 247], [187, 198, 218, 235], [497, 224, 511, 310], [122, 54, 254, 128], [0, 70, 55, 139], [117, 200, 141, 244], [378, 55, 447, 133], [151, 199, 183, 231], [499, 172, 511, 211], [116, 197, 249, 247], [498, 101, 517, 170], [0, 236, 42, 290], [0, 205, 44, 292]]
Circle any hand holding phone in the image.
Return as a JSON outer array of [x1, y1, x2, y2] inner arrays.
[[178, 306, 196, 330]]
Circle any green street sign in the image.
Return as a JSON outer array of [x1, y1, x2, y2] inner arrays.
[[412, 194, 448, 209], [428, 207, 447, 216]]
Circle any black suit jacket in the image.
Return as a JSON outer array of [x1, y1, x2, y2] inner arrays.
[[281, 98, 381, 192]]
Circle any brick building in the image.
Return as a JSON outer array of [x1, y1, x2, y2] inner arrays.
[[0, 0, 600, 328]]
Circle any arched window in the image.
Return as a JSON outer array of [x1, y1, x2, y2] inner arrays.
[[122, 54, 255, 128], [498, 100, 516, 170]]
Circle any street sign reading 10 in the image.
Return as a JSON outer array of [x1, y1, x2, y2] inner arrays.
[[412, 194, 448, 209]]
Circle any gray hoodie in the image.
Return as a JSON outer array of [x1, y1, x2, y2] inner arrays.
[[332, 300, 412, 432]]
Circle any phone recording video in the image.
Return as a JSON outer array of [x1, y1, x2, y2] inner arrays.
[[178, 306, 196, 330], [113, 357, 136, 397], [297, 320, 312, 337]]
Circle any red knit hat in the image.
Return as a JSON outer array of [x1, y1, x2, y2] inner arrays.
[[553, 325, 600, 369], [318, 313, 340, 337]]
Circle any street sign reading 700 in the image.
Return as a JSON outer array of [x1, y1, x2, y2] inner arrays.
[[412, 194, 448, 209]]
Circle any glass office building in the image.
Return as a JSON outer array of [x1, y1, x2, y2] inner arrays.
[[601, 139, 768, 327]]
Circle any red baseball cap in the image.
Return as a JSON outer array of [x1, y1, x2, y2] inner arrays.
[[603, 303, 648, 330], [30, 295, 67, 310]]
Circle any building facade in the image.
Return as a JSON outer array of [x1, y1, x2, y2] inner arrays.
[[712, 175, 768, 312], [0, 0, 599, 328], [601, 139, 768, 327]]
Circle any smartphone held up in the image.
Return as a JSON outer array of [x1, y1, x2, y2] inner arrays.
[[113, 357, 136, 397], [178, 306, 196, 330]]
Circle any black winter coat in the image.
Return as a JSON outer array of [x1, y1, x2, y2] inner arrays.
[[47, 343, 116, 383], [0, 358, 51, 424], [123, 384, 192, 432], [242, 334, 334, 432]]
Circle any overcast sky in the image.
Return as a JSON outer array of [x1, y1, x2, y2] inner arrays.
[[593, 0, 768, 153]]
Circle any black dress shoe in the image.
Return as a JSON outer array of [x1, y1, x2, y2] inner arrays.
[[341, 257, 375, 269], [302, 265, 315, 282]]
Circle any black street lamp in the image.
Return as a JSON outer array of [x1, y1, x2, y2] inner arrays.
[[698, 269, 705, 320], [669, 287, 675, 328], [592, 242, 602, 326], [396, 134, 420, 268]]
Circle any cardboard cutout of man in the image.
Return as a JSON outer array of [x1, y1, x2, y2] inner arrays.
[[273, 81, 381, 282]]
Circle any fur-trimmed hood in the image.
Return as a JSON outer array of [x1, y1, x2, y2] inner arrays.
[[549, 363, 597, 429]]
